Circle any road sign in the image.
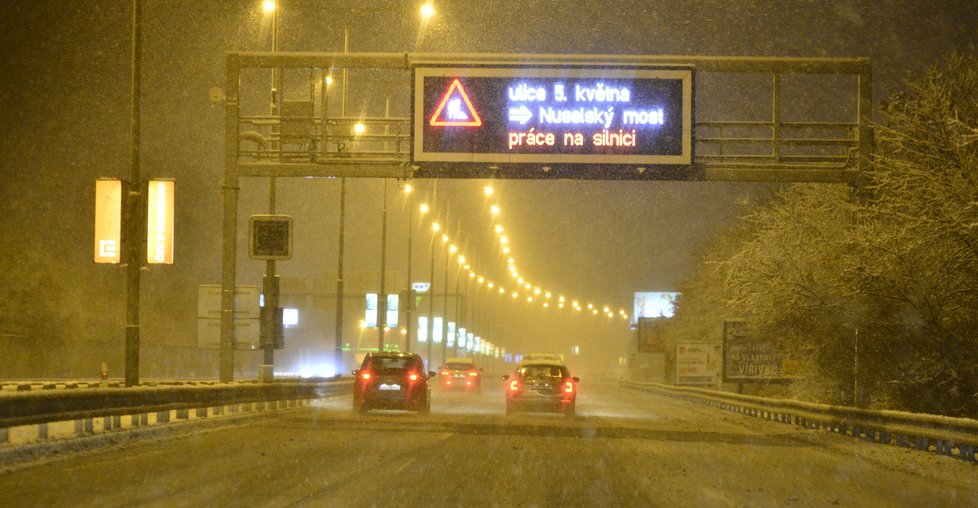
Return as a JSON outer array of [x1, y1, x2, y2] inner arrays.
[[248, 214, 294, 260], [413, 66, 693, 175]]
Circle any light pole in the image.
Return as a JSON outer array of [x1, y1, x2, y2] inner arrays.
[[428, 221, 439, 367], [444, 243, 456, 366], [124, 0, 143, 387], [258, 0, 280, 383], [378, 179, 388, 351], [404, 184, 415, 352]]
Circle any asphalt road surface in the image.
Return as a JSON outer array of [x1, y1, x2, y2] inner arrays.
[[1, 380, 973, 507]]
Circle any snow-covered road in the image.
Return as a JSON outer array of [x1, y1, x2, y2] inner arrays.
[[1, 381, 972, 506]]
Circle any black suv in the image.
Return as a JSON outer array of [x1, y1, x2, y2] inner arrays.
[[352, 352, 434, 414]]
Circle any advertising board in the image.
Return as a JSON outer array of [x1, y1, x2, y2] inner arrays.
[[675, 342, 719, 386], [722, 320, 798, 383]]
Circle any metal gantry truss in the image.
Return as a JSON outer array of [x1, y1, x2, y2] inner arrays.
[[220, 52, 872, 381]]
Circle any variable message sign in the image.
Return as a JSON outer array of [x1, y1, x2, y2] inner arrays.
[[413, 66, 692, 177]]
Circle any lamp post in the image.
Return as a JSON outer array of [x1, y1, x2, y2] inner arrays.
[[404, 184, 414, 352], [428, 221, 439, 367], [444, 242, 456, 366], [259, 0, 280, 383], [378, 179, 388, 351]]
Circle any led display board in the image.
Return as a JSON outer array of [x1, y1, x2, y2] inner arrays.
[[633, 292, 680, 322], [413, 66, 692, 177]]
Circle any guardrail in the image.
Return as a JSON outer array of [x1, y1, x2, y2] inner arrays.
[[0, 378, 352, 445], [621, 380, 978, 462]]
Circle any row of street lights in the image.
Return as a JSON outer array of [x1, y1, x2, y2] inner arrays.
[[257, 0, 625, 371]]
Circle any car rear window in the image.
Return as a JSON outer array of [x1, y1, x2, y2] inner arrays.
[[365, 356, 420, 373], [519, 364, 568, 378], [444, 362, 475, 370]]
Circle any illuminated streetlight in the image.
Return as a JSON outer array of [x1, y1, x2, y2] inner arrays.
[[353, 122, 366, 136], [262, 0, 276, 13], [420, 2, 435, 20], [419, 203, 429, 214], [494, 225, 503, 234], [491, 205, 500, 216], [483, 185, 494, 196], [324, 74, 334, 87], [432, 222, 440, 232]]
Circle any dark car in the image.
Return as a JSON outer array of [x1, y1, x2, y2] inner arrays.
[[437, 357, 482, 391], [352, 352, 434, 414], [502, 361, 579, 417]]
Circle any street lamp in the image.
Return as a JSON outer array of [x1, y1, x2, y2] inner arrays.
[[428, 221, 439, 366], [420, 2, 435, 20], [260, 0, 280, 382], [404, 185, 415, 352], [444, 243, 457, 365]]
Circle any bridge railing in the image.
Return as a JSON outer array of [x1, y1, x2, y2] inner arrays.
[[0, 379, 352, 445], [621, 380, 978, 462]]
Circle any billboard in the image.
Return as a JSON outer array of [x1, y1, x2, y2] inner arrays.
[[722, 320, 798, 382], [675, 342, 720, 386], [633, 292, 679, 322], [413, 66, 692, 178]]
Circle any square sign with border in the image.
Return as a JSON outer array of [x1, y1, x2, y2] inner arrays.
[[248, 214, 294, 260], [413, 65, 693, 178]]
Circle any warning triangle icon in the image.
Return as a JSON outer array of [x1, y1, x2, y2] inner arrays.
[[429, 79, 483, 127]]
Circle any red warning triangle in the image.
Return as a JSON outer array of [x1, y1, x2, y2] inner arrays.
[[429, 79, 483, 127]]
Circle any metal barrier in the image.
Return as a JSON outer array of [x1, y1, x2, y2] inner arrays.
[[0, 379, 352, 445], [621, 380, 978, 462]]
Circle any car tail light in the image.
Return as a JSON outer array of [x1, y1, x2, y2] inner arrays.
[[509, 379, 520, 392], [440, 370, 450, 376], [564, 380, 574, 393], [408, 372, 420, 382], [468, 371, 479, 377], [360, 371, 372, 381]]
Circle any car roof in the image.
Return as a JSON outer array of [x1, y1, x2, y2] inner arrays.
[[517, 360, 567, 369], [366, 351, 421, 359], [444, 357, 475, 364], [522, 353, 564, 363]]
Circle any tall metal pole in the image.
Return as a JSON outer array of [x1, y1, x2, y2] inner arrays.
[[261, 6, 279, 382], [442, 244, 449, 367], [427, 235, 435, 366], [335, 177, 346, 372], [426, 180, 437, 367], [378, 180, 388, 351], [334, 25, 350, 374], [405, 189, 413, 352], [124, 0, 143, 387]]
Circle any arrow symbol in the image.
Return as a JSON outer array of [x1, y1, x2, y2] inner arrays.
[[508, 105, 532, 125]]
